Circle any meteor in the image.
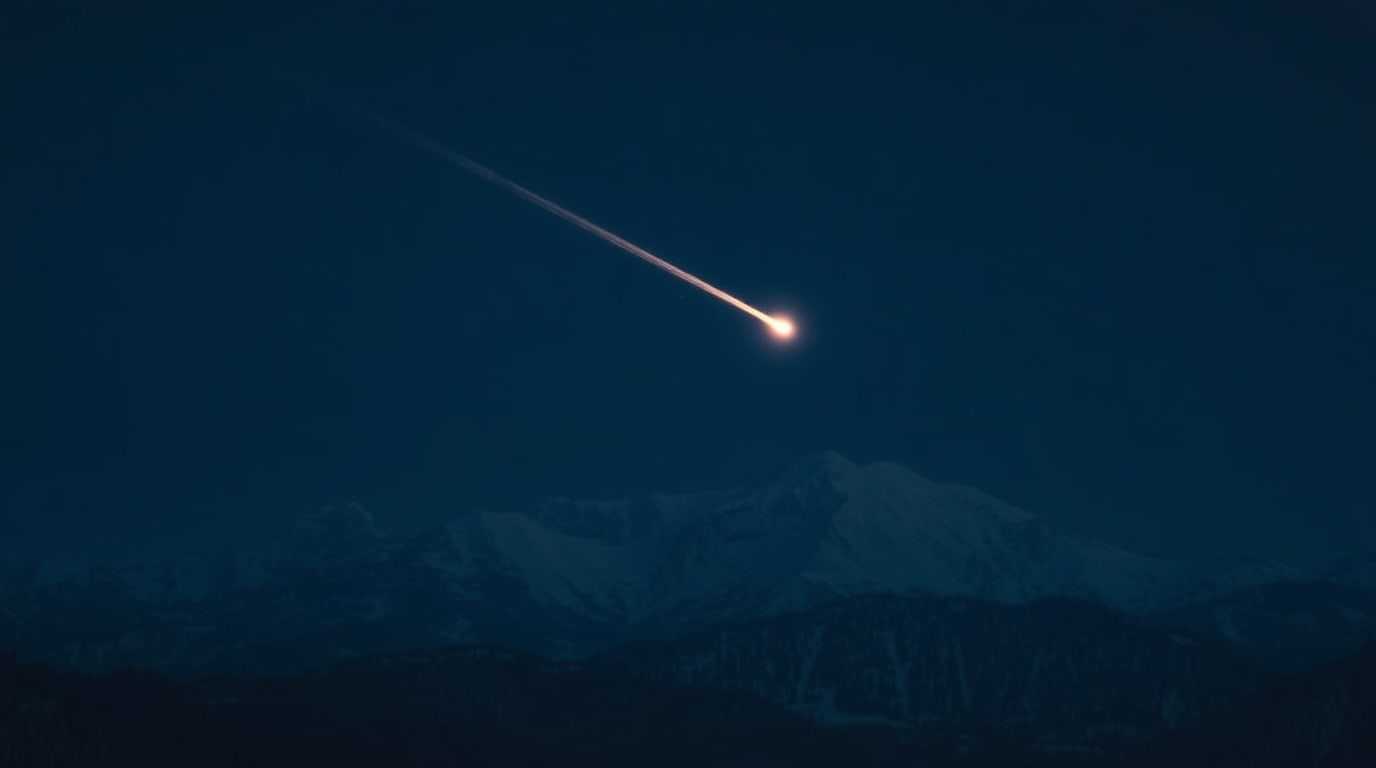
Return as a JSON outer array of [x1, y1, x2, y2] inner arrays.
[[354, 108, 796, 340]]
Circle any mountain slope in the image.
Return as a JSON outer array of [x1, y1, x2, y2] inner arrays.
[[1157, 582, 1376, 670], [601, 593, 1253, 749], [423, 451, 1195, 651]]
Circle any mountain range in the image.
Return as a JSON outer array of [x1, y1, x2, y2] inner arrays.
[[4, 451, 1376, 763], [3, 452, 1373, 672]]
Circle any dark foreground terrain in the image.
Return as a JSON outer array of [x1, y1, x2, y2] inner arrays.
[[4, 623, 1373, 767]]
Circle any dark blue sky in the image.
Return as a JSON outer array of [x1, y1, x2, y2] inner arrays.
[[4, 2, 1373, 564]]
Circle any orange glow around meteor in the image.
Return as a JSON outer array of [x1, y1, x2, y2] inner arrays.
[[359, 108, 795, 337], [768, 315, 796, 340]]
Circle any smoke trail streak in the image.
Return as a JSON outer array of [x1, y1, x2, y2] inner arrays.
[[349, 107, 794, 337]]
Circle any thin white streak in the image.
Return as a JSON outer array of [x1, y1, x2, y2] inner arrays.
[[363, 111, 788, 331]]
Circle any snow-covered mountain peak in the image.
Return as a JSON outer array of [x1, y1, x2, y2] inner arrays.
[[413, 452, 1199, 636]]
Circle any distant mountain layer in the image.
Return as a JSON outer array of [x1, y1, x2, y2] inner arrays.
[[2, 452, 1373, 672]]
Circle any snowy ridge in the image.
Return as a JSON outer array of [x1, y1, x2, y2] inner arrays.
[[422, 451, 1196, 645], [9, 451, 1349, 670]]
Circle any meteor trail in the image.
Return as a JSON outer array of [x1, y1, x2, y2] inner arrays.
[[352, 108, 796, 339]]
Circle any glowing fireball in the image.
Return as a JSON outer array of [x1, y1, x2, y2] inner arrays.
[[769, 316, 796, 340]]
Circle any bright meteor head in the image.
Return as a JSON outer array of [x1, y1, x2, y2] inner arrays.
[[768, 316, 796, 341]]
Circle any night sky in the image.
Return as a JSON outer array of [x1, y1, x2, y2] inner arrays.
[[4, 2, 1373, 565]]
